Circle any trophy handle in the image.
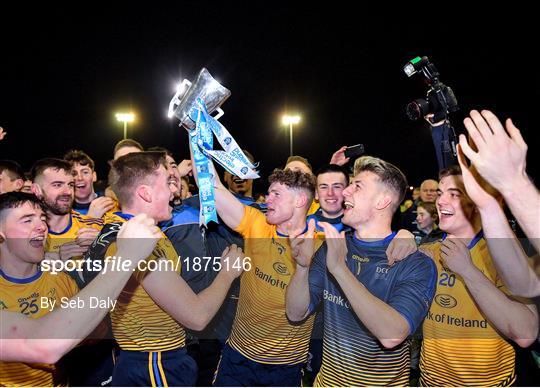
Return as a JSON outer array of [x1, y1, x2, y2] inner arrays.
[[213, 108, 224, 120], [167, 79, 193, 118]]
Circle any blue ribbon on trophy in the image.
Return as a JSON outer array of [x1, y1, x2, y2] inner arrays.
[[168, 68, 259, 226]]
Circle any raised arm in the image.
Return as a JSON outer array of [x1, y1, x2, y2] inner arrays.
[[188, 136, 245, 229], [142, 245, 243, 331], [1, 214, 161, 363], [460, 110, 540, 253], [458, 150, 540, 297], [286, 220, 318, 322]]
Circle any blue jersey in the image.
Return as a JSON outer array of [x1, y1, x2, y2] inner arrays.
[[307, 208, 350, 234], [308, 232, 437, 386]]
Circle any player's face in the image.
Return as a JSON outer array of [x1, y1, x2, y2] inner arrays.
[[151, 165, 174, 222], [21, 180, 33, 194], [164, 155, 181, 198], [72, 163, 96, 201], [341, 171, 381, 228], [316, 172, 347, 217], [436, 175, 476, 235], [420, 181, 438, 202], [0, 171, 21, 194], [224, 171, 253, 197], [180, 179, 191, 199], [40, 168, 74, 216], [0, 202, 48, 263], [416, 206, 435, 230], [265, 182, 296, 225]]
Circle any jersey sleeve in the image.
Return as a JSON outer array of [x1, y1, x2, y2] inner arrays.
[[308, 243, 328, 314], [234, 206, 269, 238], [387, 252, 437, 334]]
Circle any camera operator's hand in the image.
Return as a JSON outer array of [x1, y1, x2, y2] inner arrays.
[[330, 146, 350, 166], [424, 113, 446, 127], [459, 110, 528, 194]]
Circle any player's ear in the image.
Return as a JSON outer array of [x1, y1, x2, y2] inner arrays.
[[92, 171, 97, 183], [375, 192, 392, 211], [296, 191, 309, 209], [14, 178, 24, 191], [136, 185, 152, 204], [31, 183, 43, 199]]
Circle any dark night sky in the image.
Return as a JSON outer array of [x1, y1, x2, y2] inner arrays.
[[1, 5, 537, 196]]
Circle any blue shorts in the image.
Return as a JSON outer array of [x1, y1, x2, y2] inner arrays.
[[112, 347, 197, 387], [213, 343, 303, 387]]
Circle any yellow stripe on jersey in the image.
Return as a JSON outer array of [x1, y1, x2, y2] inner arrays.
[[228, 206, 323, 364], [0, 270, 79, 387], [45, 211, 103, 253], [103, 219, 186, 352], [420, 237, 517, 386]]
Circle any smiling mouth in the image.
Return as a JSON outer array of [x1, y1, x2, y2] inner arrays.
[[29, 236, 45, 248], [439, 209, 454, 220]]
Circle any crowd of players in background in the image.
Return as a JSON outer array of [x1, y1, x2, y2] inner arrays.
[[0, 108, 538, 387]]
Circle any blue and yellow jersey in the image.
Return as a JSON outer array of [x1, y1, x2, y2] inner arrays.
[[0, 269, 79, 387], [228, 206, 324, 365], [308, 232, 437, 386], [82, 212, 186, 352], [45, 211, 103, 253], [420, 232, 519, 386]]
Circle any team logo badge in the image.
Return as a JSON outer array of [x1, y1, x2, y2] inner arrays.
[[273, 262, 290, 276], [434, 294, 458, 309]]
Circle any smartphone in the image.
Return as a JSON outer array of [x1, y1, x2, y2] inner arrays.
[[344, 144, 365, 159]]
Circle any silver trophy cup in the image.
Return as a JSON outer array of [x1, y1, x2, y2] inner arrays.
[[168, 68, 231, 129]]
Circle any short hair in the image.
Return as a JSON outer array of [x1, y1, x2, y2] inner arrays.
[[439, 164, 501, 201], [439, 165, 462, 180], [0, 160, 25, 181], [353, 156, 408, 213], [417, 200, 438, 221], [0, 191, 44, 222], [315, 164, 349, 184], [268, 168, 316, 201], [30, 158, 73, 182], [108, 152, 167, 208], [63, 149, 95, 170], [285, 155, 312, 172], [147, 146, 174, 159], [113, 139, 144, 156]]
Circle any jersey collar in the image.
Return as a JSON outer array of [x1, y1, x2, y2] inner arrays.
[[0, 267, 43, 284]]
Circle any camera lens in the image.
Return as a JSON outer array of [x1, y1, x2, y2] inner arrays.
[[406, 99, 429, 121]]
